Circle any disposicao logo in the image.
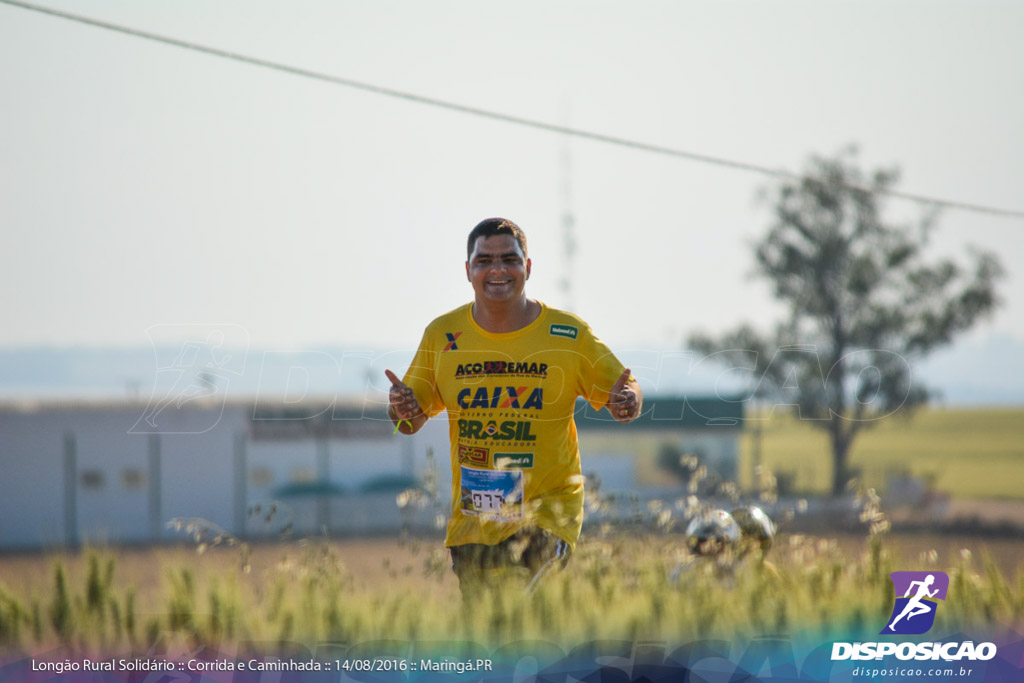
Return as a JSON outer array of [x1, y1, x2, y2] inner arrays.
[[831, 569, 997, 664], [881, 571, 949, 635]]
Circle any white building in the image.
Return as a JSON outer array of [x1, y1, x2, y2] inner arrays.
[[0, 396, 743, 549]]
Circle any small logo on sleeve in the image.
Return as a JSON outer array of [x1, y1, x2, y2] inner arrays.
[[549, 324, 578, 340], [444, 332, 462, 351]]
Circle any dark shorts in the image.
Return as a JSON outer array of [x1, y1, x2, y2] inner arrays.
[[448, 527, 572, 594]]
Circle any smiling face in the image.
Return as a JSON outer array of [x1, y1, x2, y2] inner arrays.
[[466, 234, 531, 304]]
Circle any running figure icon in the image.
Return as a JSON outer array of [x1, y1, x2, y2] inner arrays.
[[888, 574, 939, 631]]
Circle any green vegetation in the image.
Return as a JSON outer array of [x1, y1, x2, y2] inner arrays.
[[739, 407, 1024, 499], [0, 530, 1020, 653], [1, 407, 1019, 655], [690, 147, 1005, 495]]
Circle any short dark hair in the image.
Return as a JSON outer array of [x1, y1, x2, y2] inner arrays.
[[466, 218, 528, 261]]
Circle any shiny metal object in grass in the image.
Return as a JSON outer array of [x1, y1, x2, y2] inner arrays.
[[731, 505, 776, 553], [685, 509, 741, 557]]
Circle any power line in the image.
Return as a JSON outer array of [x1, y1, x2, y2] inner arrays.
[[4, 0, 1023, 220]]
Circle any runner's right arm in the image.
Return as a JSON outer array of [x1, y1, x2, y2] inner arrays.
[[385, 369, 428, 434]]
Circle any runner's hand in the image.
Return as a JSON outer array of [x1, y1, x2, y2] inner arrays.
[[608, 368, 640, 423], [385, 369, 422, 421]]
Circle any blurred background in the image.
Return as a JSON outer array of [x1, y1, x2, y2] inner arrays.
[[1, 0, 1023, 550]]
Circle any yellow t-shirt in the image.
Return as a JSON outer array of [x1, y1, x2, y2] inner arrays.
[[403, 301, 626, 549]]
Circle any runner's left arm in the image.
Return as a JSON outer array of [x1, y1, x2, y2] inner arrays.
[[605, 367, 642, 424]]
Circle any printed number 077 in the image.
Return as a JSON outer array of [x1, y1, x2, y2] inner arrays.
[[472, 492, 504, 510]]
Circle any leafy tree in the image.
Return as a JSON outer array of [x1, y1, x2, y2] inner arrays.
[[689, 148, 1003, 496]]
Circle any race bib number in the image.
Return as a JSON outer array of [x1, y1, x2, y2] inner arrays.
[[459, 466, 524, 521]]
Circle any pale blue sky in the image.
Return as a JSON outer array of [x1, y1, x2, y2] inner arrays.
[[1, 0, 1022, 358]]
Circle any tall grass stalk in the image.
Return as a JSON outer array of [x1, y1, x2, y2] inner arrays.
[[0, 535, 1019, 653]]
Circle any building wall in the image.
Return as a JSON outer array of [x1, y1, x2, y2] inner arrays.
[[0, 401, 739, 549], [0, 403, 249, 548], [0, 401, 458, 549]]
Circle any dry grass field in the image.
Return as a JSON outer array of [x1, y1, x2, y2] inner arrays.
[[1, 406, 1021, 666], [3, 531, 1022, 609], [1, 528, 1021, 653]]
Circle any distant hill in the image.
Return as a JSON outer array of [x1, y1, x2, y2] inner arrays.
[[0, 334, 1022, 405], [915, 333, 1024, 406]]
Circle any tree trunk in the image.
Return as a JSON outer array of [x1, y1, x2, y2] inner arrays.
[[829, 423, 852, 497]]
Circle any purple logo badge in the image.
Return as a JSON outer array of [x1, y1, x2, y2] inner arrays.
[[881, 571, 949, 635]]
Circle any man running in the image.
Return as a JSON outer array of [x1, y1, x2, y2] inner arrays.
[[386, 218, 641, 596]]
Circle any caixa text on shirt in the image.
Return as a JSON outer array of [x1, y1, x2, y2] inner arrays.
[[454, 361, 548, 377], [457, 387, 543, 410], [458, 419, 537, 442]]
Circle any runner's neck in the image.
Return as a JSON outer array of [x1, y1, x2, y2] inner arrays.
[[471, 297, 541, 333]]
